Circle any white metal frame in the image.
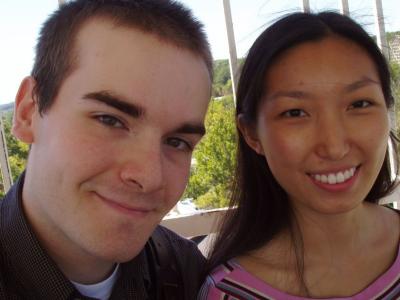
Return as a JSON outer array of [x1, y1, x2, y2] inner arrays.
[[222, 0, 390, 102]]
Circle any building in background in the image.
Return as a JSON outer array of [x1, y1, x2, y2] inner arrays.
[[389, 33, 400, 64]]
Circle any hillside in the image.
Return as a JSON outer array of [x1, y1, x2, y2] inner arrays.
[[0, 103, 13, 112]]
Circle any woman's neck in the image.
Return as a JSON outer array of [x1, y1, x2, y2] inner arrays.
[[293, 202, 372, 258]]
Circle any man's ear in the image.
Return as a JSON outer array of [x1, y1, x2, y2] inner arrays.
[[12, 76, 38, 144], [237, 114, 264, 155]]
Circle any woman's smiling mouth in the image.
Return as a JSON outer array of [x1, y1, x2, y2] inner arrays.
[[310, 166, 357, 184], [308, 166, 360, 191]]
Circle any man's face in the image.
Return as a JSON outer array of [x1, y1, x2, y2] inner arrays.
[[15, 18, 210, 266]]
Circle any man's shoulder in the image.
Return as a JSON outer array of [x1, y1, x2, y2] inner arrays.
[[150, 225, 206, 298], [153, 225, 204, 259], [154, 225, 192, 243]]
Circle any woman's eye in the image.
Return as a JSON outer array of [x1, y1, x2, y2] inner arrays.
[[166, 137, 192, 152], [349, 100, 372, 109], [281, 109, 307, 118], [95, 115, 125, 128]]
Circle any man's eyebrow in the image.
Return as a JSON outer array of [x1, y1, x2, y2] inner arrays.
[[175, 123, 206, 136], [344, 77, 380, 93], [83, 91, 145, 118]]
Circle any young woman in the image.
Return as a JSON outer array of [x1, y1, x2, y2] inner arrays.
[[199, 12, 400, 299]]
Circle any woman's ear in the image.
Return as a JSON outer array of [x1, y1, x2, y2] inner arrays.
[[12, 76, 38, 144], [237, 114, 264, 155]]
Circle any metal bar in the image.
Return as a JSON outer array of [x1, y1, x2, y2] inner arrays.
[[0, 117, 12, 193], [222, 0, 238, 104], [373, 0, 397, 203], [339, 0, 350, 16], [373, 0, 389, 59], [301, 0, 311, 12]]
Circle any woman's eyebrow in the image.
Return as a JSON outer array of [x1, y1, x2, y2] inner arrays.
[[344, 77, 380, 93], [267, 77, 380, 101], [267, 90, 311, 101]]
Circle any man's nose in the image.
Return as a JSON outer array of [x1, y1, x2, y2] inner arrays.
[[119, 144, 164, 193], [314, 115, 350, 161]]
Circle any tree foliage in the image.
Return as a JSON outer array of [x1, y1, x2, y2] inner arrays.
[[2, 111, 29, 181], [211, 59, 243, 98], [391, 62, 400, 130], [391, 62, 400, 85], [387, 31, 400, 43], [212, 59, 232, 97], [184, 96, 237, 209]]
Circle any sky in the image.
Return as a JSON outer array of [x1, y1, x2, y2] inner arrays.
[[0, 0, 399, 104]]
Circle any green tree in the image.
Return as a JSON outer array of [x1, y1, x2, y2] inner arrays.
[[213, 60, 231, 86], [211, 59, 243, 97], [391, 62, 400, 85], [212, 59, 231, 97], [387, 31, 400, 43], [1, 111, 28, 183], [391, 62, 400, 131], [184, 96, 237, 209]]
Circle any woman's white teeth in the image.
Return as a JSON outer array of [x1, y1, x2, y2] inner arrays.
[[312, 167, 356, 184]]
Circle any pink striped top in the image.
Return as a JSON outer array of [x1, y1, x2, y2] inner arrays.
[[198, 246, 400, 300]]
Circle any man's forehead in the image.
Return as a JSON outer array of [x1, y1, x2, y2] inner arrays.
[[72, 17, 181, 66], [61, 17, 210, 133], [71, 17, 202, 76], [73, 17, 140, 59], [72, 16, 211, 81]]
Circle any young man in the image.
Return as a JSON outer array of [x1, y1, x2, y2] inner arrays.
[[0, 1, 212, 299]]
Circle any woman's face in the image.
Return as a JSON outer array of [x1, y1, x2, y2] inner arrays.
[[241, 36, 389, 216]]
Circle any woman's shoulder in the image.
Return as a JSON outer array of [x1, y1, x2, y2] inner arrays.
[[200, 260, 240, 288], [197, 260, 237, 299], [198, 260, 268, 299], [198, 259, 291, 300]]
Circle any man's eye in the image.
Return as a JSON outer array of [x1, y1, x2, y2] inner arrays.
[[281, 109, 307, 118], [166, 137, 192, 151], [95, 115, 125, 128], [349, 100, 372, 109]]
